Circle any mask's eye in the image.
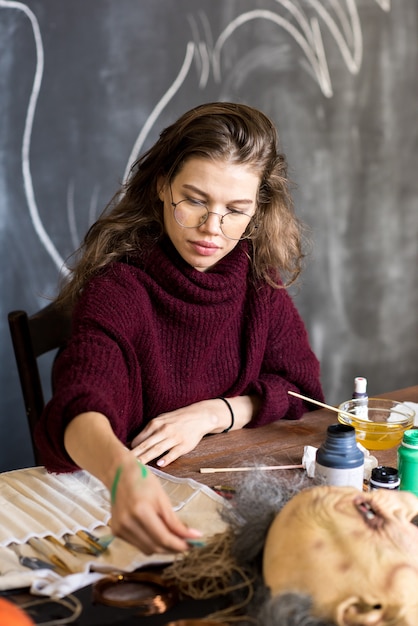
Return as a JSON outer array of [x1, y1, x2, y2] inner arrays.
[[354, 498, 385, 529], [410, 514, 418, 527], [356, 500, 377, 520]]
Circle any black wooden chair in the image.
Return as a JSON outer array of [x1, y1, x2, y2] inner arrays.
[[8, 303, 72, 465]]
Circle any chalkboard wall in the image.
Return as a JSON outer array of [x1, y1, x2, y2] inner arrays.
[[1, 0, 417, 471]]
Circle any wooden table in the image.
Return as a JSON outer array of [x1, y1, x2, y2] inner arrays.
[[162, 385, 418, 488], [3, 386, 417, 625]]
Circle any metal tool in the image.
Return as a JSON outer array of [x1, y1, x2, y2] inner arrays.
[[76, 530, 113, 554], [9, 542, 57, 572], [61, 533, 100, 555], [19, 555, 57, 571], [28, 537, 74, 575]]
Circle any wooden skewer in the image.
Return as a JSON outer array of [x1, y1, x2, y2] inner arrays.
[[288, 390, 355, 421], [200, 464, 304, 474], [201, 393, 355, 475]]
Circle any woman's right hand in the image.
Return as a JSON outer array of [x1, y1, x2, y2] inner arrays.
[[64, 412, 202, 555], [109, 454, 202, 554]]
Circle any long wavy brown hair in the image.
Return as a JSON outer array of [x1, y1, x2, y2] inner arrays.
[[56, 102, 307, 309]]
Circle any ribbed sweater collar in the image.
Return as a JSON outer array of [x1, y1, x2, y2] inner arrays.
[[140, 237, 250, 305]]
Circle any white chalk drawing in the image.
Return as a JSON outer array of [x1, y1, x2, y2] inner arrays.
[[0, 0, 65, 272], [0, 0, 391, 273], [122, 42, 196, 184]]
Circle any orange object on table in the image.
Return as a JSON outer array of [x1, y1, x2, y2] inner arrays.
[[0, 597, 35, 625]]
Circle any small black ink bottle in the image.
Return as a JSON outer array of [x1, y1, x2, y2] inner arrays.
[[369, 466, 400, 490]]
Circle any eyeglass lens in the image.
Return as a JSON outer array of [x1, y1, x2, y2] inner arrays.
[[173, 199, 252, 240]]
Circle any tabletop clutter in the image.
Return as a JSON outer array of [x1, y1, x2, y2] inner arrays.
[[300, 378, 418, 494], [1, 379, 418, 616]]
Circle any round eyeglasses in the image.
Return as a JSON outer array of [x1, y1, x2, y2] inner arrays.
[[170, 185, 257, 241]]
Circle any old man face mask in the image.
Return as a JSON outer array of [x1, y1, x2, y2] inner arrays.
[[163, 475, 418, 626], [263, 485, 418, 626]]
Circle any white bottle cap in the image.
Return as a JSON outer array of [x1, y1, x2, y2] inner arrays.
[[354, 377, 367, 394]]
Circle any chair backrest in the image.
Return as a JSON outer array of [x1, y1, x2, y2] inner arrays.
[[8, 302, 72, 465]]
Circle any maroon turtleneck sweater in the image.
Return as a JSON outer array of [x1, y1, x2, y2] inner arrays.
[[35, 239, 324, 472]]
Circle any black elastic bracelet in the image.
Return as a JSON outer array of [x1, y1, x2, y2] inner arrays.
[[217, 396, 235, 433]]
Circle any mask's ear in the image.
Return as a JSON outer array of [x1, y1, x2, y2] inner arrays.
[[335, 597, 390, 626]]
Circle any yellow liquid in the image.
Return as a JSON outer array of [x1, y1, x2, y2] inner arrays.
[[353, 423, 406, 450]]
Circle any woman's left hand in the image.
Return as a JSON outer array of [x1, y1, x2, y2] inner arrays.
[[130, 400, 219, 467]]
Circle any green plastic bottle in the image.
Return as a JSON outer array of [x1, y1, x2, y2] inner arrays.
[[398, 429, 418, 497]]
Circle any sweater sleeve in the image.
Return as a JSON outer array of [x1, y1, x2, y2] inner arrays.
[[34, 266, 144, 472], [245, 286, 324, 427]]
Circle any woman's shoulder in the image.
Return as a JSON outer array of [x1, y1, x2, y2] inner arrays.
[[89, 256, 147, 285], [76, 259, 151, 312], [248, 274, 303, 321]]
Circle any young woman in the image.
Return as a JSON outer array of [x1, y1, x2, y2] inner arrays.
[[35, 102, 324, 554]]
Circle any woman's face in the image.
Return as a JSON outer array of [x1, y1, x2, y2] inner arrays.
[[263, 485, 418, 625], [159, 158, 260, 272]]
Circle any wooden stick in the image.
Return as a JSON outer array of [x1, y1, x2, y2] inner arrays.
[[288, 390, 354, 421], [200, 464, 304, 474]]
